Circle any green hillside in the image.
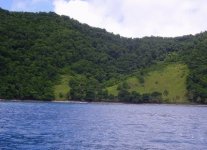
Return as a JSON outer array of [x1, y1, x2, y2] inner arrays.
[[54, 75, 71, 100], [107, 63, 189, 103], [0, 8, 207, 103]]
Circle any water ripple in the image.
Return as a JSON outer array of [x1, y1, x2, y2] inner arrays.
[[0, 102, 207, 150]]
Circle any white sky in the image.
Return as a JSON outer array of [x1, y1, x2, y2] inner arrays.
[[4, 0, 207, 38], [53, 0, 207, 37]]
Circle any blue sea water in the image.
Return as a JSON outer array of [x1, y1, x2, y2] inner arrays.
[[0, 102, 207, 150]]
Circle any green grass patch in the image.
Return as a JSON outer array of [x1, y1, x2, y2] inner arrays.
[[54, 75, 71, 100], [107, 63, 189, 103], [107, 85, 119, 96]]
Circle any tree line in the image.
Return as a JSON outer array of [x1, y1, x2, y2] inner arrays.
[[0, 8, 206, 103]]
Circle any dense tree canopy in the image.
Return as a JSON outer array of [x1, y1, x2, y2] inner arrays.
[[0, 8, 207, 103]]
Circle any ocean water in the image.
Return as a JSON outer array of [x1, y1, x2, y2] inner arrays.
[[0, 102, 207, 150]]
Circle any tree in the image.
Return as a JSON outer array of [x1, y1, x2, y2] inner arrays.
[[118, 89, 131, 102], [130, 91, 142, 103], [151, 92, 162, 103]]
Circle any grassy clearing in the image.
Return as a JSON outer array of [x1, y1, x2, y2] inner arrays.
[[54, 75, 71, 100], [107, 85, 119, 96], [107, 63, 189, 103]]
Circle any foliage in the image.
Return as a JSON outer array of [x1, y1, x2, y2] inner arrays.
[[117, 90, 162, 103], [54, 75, 71, 100], [180, 35, 207, 103], [107, 63, 190, 103], [69, 76, 103, 101], [0, 8, 207, 103]]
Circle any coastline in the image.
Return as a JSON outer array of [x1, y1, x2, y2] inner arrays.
[[0, 99, 89, 104], [52, 100, 88, 104], [0, 99, 206, 106]]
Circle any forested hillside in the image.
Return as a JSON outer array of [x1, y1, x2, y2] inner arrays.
[[0, 8, 207, 103]]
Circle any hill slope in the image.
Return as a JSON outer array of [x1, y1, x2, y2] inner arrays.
[[0, 8, 207, 103], [107, 63, 189, 103]]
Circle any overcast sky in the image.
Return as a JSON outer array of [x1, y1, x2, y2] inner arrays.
[[1, 0, 207, 38]]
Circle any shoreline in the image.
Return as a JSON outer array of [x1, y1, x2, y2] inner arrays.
[[0, 99, 206, 106]]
